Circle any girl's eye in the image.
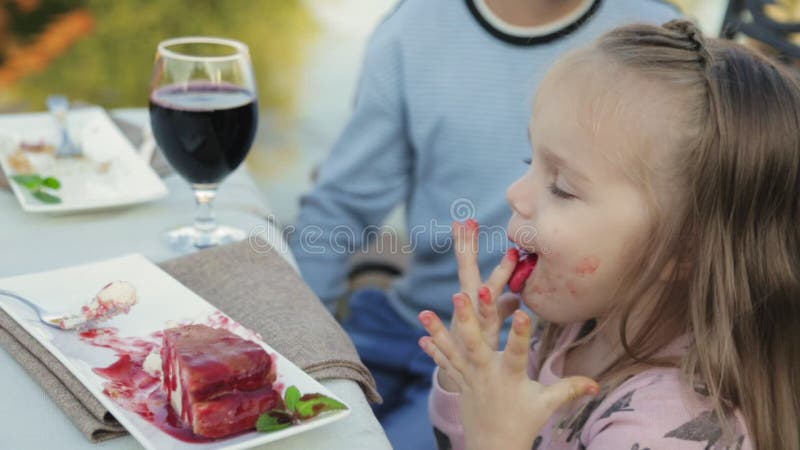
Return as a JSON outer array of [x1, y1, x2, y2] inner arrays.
[[522, 157, 532, 166], [548, 182, 575, 199]]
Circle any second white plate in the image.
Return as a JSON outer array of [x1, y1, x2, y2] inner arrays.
[[0, 108, 167, 213]]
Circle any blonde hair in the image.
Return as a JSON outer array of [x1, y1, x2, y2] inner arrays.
[[537, 20, 800, 449]]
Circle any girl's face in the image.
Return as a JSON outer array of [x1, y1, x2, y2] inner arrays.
[[506, 60, 666, 324]]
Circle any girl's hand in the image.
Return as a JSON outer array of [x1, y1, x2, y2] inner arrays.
[[419, 292, 599, 450], [453, 219, 521, 351], [435, 219, 520, 391]]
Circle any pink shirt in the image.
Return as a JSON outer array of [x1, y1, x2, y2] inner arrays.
[[429, 322, 753, 450]]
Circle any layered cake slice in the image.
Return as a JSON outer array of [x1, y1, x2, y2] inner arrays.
[[161, 324, 281, 438]]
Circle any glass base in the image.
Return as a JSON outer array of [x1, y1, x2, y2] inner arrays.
[[162, 225, 247, 253]]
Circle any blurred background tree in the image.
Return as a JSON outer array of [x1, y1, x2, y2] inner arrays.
[[0, 0, 316, 113]]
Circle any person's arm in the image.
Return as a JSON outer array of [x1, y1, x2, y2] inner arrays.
[[429, 367, 466, 450], [290, 11, 412, 309]]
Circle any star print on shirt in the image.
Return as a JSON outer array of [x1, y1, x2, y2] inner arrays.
[[664, 411, 746, 450], [560, 393, 608, 443], [598, 389, 635, 419]]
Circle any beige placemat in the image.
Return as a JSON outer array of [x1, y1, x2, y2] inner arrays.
[[0, 239, 380, 442]]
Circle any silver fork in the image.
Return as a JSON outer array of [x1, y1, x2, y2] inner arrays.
[[46, 95, 82, 158], [0, 288, 90, 330]]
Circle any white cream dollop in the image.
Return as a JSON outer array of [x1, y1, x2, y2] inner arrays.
[[143, 351, 163, 379], [82, 281, 137, 322]]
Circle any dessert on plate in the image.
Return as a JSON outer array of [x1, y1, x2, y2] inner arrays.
[[160, 324, 281, 438]]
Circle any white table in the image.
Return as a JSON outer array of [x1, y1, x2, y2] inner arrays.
[[0, 110, 391, 450]]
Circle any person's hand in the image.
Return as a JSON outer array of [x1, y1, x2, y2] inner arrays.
[[453, 219, 521, 350], [419, 291, 599, 450], [434, 219, 520, 391]]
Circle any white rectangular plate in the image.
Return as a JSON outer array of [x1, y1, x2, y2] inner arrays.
[[0, 108, 167, 213], [0, 254, 350, 450]]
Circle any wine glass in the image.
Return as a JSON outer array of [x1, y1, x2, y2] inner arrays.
[[149, 37, 258, 251]]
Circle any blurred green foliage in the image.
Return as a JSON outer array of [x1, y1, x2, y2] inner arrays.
[[2, 0, 77, 46], [3, 0, 316, 113]]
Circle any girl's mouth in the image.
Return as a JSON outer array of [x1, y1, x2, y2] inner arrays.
[[508, 248, 538, 293]]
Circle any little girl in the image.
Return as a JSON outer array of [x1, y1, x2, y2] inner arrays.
[[417, 20, 799, 450]]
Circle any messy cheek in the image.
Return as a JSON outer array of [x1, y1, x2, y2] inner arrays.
[[565, 256, 600, 298], [529, 284, 557, 295], [575, 256, 600, 276], [565, 280, 579, 297]]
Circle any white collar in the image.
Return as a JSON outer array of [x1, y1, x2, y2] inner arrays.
[[473, 0, 596, 38]]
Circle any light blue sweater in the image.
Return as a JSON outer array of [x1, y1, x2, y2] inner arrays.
[[290, 0, 680, 326]]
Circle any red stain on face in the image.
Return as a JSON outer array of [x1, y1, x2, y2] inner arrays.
[[530, 284, 557, 295], [565, 280, 578, 297], [575, 256, 600, 275]]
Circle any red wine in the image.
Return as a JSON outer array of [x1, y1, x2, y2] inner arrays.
[[149, 84, 258, 184]]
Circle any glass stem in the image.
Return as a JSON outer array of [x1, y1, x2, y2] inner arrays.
[[192, 185, 218, 247]]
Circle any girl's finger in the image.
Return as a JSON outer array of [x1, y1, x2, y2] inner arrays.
[[502, 310, 532, 374], [418, 310, 468, 374], [454, 220, 481, 301], [496, 293, 521, 321], [485, 248, 520, 299], [453, 293, 491, 366], [541, 376, 600, 412], [419, 336, 466, 389], [477, 284, 499, 334]]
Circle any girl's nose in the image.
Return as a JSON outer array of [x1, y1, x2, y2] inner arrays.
[[506, 176, 534, 219]]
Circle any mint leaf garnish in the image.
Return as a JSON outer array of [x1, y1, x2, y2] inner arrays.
[[11, 173, 62, 204], [11, 174, 43, 190], [296, 394, 347, 419], [255, 410, 293, 432], [284, 386, 301, 412], [255, 385, 348, 434], [33, 191, 61, 204], [42, 177, 61, 189]]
